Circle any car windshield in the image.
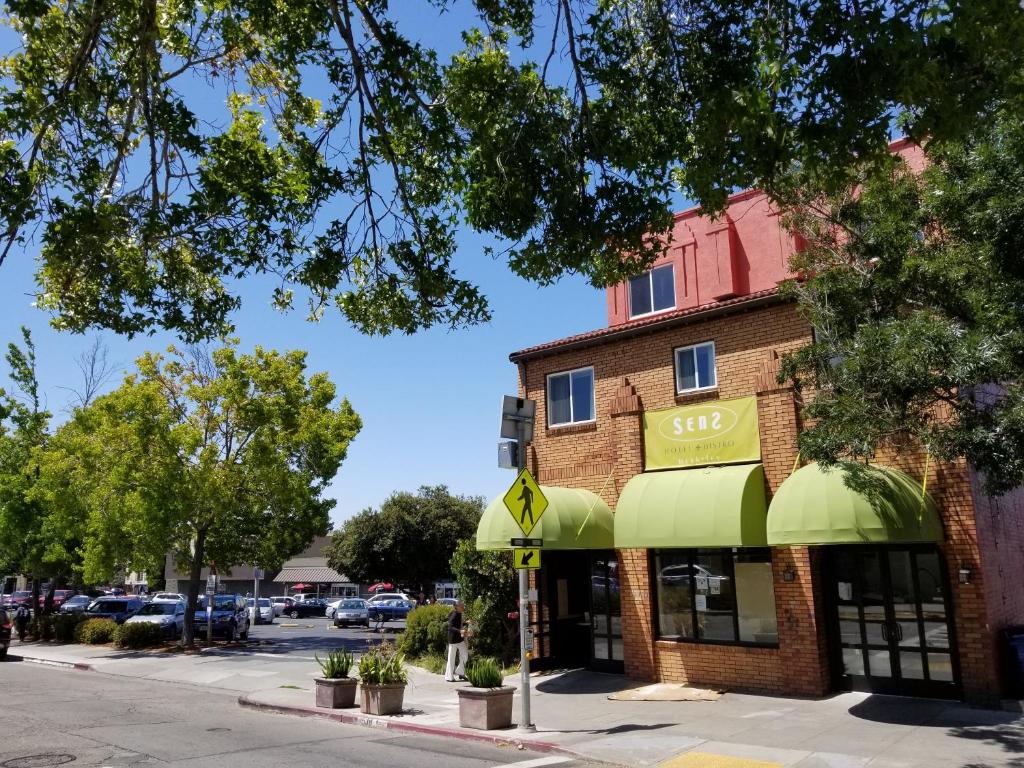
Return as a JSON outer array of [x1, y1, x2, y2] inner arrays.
[[13, 591, 30, 598], [89, 600, 127, 613], [198, 597, 237, 611], [138, 603, 177, 615], [67, 596, 90, 604], [339, 601, 364, 609], [257, 599, 270, 607]]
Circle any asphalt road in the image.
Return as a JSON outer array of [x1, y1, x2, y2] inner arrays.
[[0, 663, 597, 768]]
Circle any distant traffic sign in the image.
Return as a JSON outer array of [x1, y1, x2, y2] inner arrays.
[[510, 537, 543, 547], [502, 468, 548, 536], [514, 548, 541, 569]]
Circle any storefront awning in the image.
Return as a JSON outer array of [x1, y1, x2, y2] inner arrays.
[[614, 464, 768, 548], [766, 462, 942, 545], [476, 485, 614, 550]]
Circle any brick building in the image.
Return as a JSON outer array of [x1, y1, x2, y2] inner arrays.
[[475, 148, 1024, 705]]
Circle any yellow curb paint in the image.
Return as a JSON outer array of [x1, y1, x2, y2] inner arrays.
[[659, 753, 783, 768]]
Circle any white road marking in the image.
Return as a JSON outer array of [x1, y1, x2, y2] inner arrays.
[[495, 757, 571, 768]]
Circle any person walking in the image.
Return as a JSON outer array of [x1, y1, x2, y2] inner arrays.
[[444, 599, 469, 682], [14, 603, 30, 642]]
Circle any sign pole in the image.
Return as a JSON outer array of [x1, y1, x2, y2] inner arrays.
[[516, 420, 534, 732]]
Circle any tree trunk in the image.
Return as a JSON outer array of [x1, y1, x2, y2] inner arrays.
[[30, 576, 40, 620], [43, 579, 57, 615], [181, 529, 206, 647]]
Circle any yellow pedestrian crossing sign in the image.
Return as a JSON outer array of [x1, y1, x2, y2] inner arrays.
[[514, 548, 541, 570], [502, 468, 548, 536]]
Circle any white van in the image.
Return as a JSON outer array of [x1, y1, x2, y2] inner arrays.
[[365, 592, 411, 605]]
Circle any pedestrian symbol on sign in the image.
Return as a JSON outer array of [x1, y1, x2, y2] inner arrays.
[[502, 468, 548, 536]]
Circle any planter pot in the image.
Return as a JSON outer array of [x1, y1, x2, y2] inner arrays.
[[315, 677, 357, 709], [360, 683, 406, 715], [457, 686, 516, 730]]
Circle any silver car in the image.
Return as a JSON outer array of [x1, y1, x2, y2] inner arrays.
[[124, 600, 185, 639], [246, 598, 274, 624], [332, 598, 369, 627]]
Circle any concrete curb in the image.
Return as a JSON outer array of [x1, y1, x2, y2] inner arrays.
[[237, 693, 620, 766], [7, 653, 93, 672]]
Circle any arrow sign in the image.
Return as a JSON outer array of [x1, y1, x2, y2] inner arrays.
[[514, 547, 541, 570]]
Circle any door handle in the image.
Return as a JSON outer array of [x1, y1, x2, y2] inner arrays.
[[894, 622, 903, 641], [880, 623, 889, 641]]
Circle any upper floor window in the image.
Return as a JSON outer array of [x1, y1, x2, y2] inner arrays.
[[547, 367, 595, 426], [675, 341, 717, 392], [629, 264, 675, 318]]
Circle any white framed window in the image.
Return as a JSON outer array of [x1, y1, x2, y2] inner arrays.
[[629, 264, 675, 318], [547, 366, 595, 426], [675, 341, 717, 392]]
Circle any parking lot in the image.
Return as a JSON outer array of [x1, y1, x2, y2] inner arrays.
[[245, 613, 408, 660]]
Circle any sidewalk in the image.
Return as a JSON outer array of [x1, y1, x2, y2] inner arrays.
[[10, 642, 1024, 767]]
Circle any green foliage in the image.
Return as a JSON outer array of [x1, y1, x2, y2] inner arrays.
[[465, 657, 503, 689], [315, 648, 354, 679], [75, 618, 117, 645], [3, 1, 1021, 340], [779, 109, 1024, 494], [408, 653, 446, 675], [450, 540, 518, 664], [398, 603, 451, 658], [326, 486, 482, 587], [112, 622, 165, 649], [357, 642, 408, 686], [51, 613, 88, 643], [37, 340, 360, 646]]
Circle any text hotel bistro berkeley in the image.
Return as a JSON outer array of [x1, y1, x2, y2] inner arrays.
[[482, 169, 1024, 706], [644, 397, 761, 470]]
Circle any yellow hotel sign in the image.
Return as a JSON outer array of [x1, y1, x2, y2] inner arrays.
[[643, 396, 760, 470]]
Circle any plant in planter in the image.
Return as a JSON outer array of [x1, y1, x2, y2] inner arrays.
[[457, 657, 516, 730], [314, 648, 357, 708], [357, 642, 408, 715]]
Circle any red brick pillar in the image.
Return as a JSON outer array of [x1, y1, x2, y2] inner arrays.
[[609, 378, 656, 680], [756, 351, 831, 696]]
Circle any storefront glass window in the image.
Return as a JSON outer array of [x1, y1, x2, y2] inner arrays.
[[654, 551, 695, 639], [652, 548, 778, 647]]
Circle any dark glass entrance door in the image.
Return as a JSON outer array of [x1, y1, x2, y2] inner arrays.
[[826, 545, 959, 698], [590, 552, 624, 673]]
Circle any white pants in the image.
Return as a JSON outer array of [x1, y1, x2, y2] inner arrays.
[[445, 641, 469, 680]]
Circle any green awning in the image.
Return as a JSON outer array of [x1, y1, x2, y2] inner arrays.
[[614, 464, 768, 548], [766, 462, 942, 545], [476, 485, 614, 550]]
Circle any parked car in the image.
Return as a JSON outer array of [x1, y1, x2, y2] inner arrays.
[[59, 595, 93, 614], [0, 609, 10, 659], [3, 591, 33, 612], [194, 594, 250, 641], [332, 599, 369, 627], [245, 598, 274, 624], [269, 596, 295, 617], [83, 596, 144, 624], [436, 598, 458, 608], [364, 592, 411, 605], [282, 599, 325, 619], [38, 589, 77, 610], [125, 600, 185, 639], [152, 592, 186, 602], [368, 599, 414, 622]]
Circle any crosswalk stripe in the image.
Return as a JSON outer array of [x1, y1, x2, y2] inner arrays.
[[495, 756, 571, 768]]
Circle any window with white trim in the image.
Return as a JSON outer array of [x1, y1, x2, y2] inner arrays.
[[547, 367, 595, 426], [675, 341, 717, 392], [629, 264, 675, 318]]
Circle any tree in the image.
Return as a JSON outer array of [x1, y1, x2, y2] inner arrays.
[[779, 109, 1024, 494], [2, 1, 1022, 341], [450, 539, 518, 664], [0, 328, 82, 615], [326, 485, 482, 592], [42, 341, 361, 645]]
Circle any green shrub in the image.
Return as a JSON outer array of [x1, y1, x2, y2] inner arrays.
[[398, 603, 451, 658], [315, 648, 354, 678], [75, 618, 117, 645], [409, 652, 446, 675], [466, 656, 503, 688], [357, 642, 408, 685], [112, 622, 165, 649], [52, 613, 88, 643]]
